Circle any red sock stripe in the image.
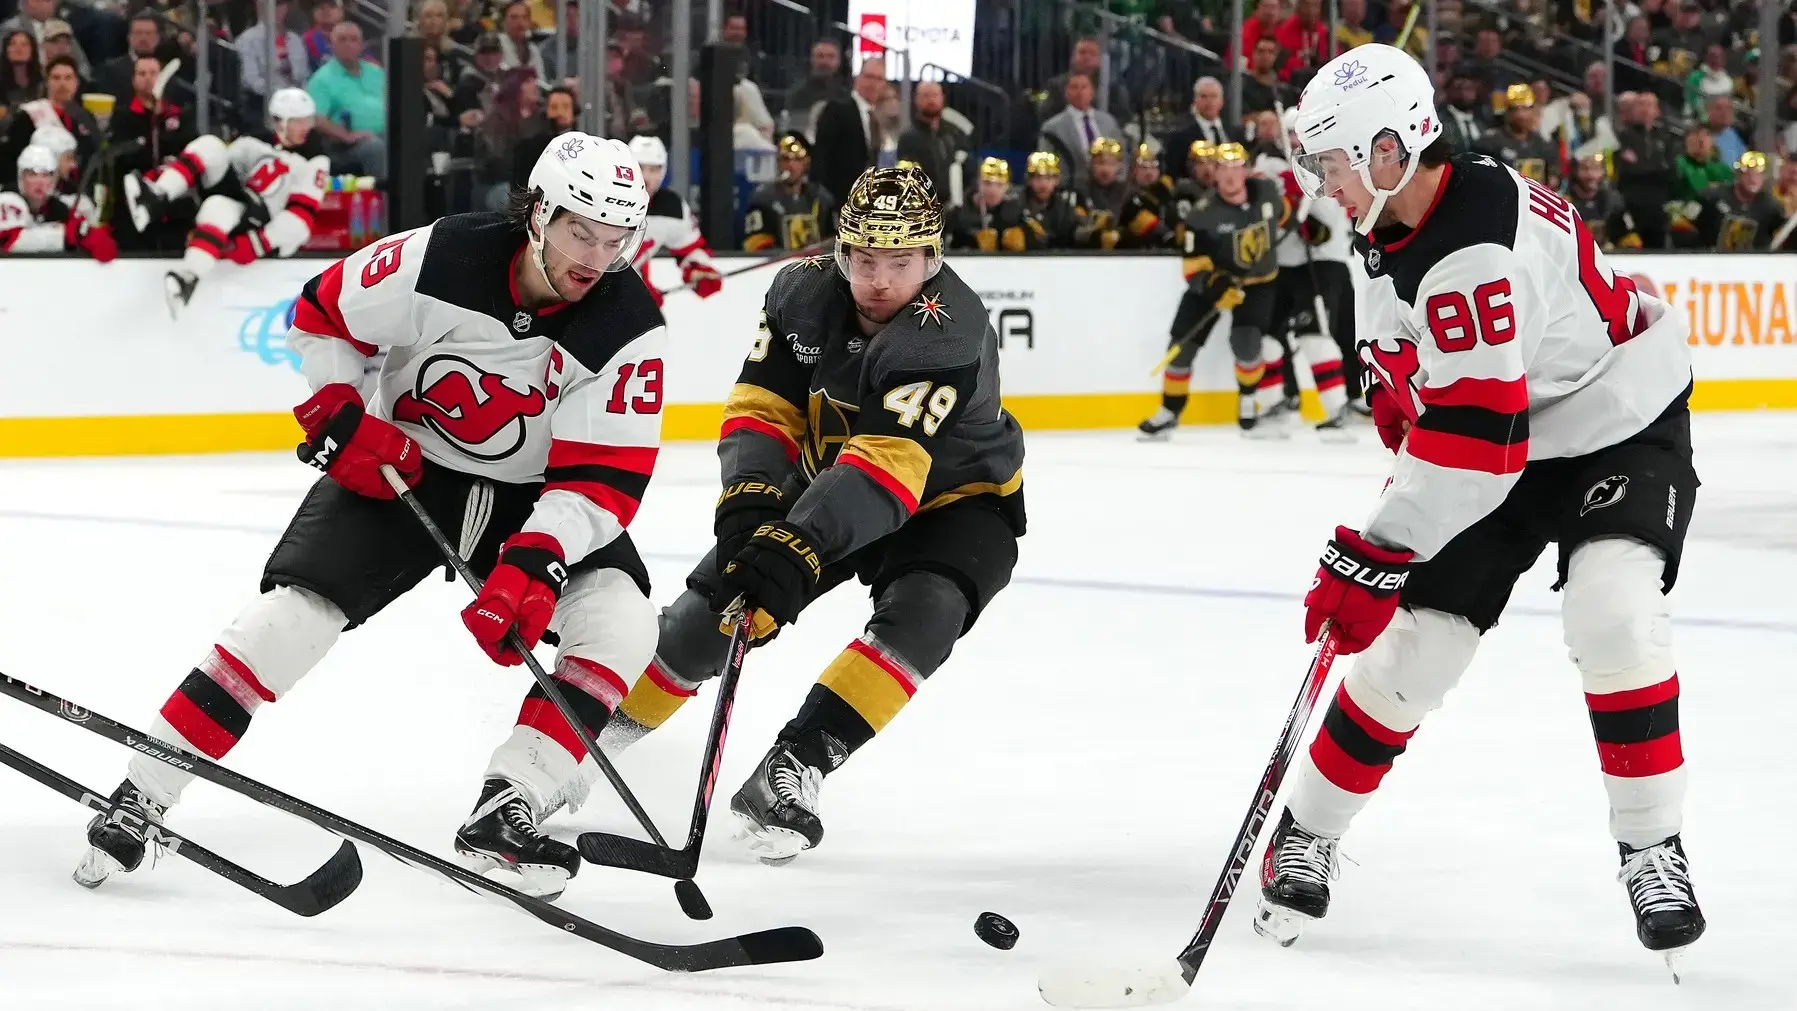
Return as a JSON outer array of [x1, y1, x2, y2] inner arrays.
[[515, 697, 585, 759], [846, 638, 919, 696], [1257, 361, 1285, 390], [1333, 683, 1412, 747], [190, 224, 230, 256], [553, 655, 629, 711], [1585, 673, 1680, 713], [210, 646, 276, 702], [1596, 732, 1684, 779], [158, 692, 239, 759], [643, 658, 697, 698], [1307, 728, 1390, 795]]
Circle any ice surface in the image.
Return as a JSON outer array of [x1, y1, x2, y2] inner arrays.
[[1, 415, 1793, 1010]]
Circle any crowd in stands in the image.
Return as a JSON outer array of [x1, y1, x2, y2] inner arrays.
[[2, 0, 1792, 254]]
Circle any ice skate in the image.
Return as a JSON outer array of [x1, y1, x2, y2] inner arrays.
[[1136, 408, 1178, 442], [730, 742, 825, 866], [73, 779, 168, 889], [121, 170, 169, 233], [1239, 394, 1292, 441], [1314, 404, 1358, 443], [1618, 835, 1705, 981], [1253, 809, 1341, 946], [453, 778, 580, 899], [164, 269, 198, 320]]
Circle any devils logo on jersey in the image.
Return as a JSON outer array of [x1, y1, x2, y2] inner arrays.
[[1359, 336, 1423, 421], [392, 354, 547, 461]]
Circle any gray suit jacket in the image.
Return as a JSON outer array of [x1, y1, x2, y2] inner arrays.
[[1037, 105, 1123, 190]]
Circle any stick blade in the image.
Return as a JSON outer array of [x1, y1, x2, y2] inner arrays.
[[1037, 961, 1192, 1008], [274, 839, 363, 916], [577, 830, 697, 879]]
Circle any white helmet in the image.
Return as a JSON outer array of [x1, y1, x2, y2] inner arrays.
[[1291, 44, 1442, 234], [627, 135, 668, 169], [269, 87, 316, 122], [16, 144, 56, 178], [525, 133, 650, 287], [30, 125, 75, 158]]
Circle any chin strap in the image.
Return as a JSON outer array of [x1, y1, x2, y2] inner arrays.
[[526, 217, 568, 302]]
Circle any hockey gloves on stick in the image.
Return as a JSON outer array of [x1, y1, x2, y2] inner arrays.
[[463, 533, 569, 665], [682, 260, 724, 298], [64, 214, 118, 262], [710, 520, 822, 630], [1367, 381, 1410, 456], [294, 383, 422, 499], [1304, 526, 1414, 655]]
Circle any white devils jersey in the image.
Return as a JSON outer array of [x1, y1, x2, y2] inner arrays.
[[286, 213, 669, 565], [1354, 155, 1693, 560], [1256, 155, 1354, 266], [0, 191, 97, 253], [228, 135, 328, 216], [630, 188, 714, 285]]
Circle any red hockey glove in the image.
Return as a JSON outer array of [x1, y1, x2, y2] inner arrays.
[[1367, 381, 1410, 456], [77, 223, 118, 262], [223, 232, 262, 265], [463, 533, 568, 665], [1304, 526, 1415, 655], [293, 383, 422, 499], [683, 260, 723, 298]]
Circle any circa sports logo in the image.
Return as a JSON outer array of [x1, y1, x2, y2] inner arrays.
[[392, 354, 547, 461]]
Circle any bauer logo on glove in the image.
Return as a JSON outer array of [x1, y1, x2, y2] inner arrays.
[[1320, 542, 1409, 593]]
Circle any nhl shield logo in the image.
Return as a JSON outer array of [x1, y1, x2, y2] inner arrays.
[[1365, 246, 1382, 272], [512, 311, 533, 333], [1580, 475, 1629, 516]]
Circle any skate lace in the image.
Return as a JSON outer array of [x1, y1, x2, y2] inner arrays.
[[1275, 828, 1341, 887], [770, 754, 822, 814], [1620, 844, 1694, 915], [501, 795, 546, 840], [124, 786, 170, 865]]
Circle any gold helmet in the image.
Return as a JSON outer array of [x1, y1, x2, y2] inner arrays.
[[979, 156, 1012, 184], [1504, 83, 1536, 109], [1134, 142, 1159, 168], [1026, 150, 1062, 177], [1737, 150, 1769, 172], [777, 132, 812, 160], [1214, 142, 1249, 165], [1189, 139, 1217, 162], [836, 163, 944, 272], [1089, 136, 1124, 159]]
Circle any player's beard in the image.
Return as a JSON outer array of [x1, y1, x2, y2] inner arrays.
[[854, 300, 903, 326]]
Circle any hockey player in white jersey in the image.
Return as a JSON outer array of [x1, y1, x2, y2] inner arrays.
[[1260, 45, 1704, 971], [77, 134, 668, 902], [625, 134, 722, 306], [120, 87, 330, 318], [0, 144, 117, 260]]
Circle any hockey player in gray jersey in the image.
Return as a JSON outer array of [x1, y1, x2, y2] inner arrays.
[[1259, 45, 1704, 974], [595, 163, 1026, 864]]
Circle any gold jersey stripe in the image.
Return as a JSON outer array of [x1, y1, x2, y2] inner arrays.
[[840, 433, 931, 509], [721, 382, 807, 446], [918, 467, 1024, 514]]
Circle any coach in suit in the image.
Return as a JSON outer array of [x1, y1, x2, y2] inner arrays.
[[1161, 77, 1245, 180], [1037, 72, 1122, 191], [812, 56, 889, 209]]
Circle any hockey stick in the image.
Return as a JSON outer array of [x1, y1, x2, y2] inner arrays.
[[1770, 211, 1797, 251], [1272, 99, 1336, 348], [0, 738, 363, 917], [577, 606, 752, 879], [657, 239, 833, 298], [1149, 298, 1232, 376], [0, 672, 824, 972], [376, 465, 714, 921], [1038, 624, 1343, 1008], [1393, 2, 1421, 49]]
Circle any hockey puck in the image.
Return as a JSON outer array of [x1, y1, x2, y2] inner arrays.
[[974, 911, 1019, 950]]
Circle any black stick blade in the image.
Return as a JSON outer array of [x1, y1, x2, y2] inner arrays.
[[668, 926, 824, 972], [273, 839, 363, 916], [578, 831, 697, 880]]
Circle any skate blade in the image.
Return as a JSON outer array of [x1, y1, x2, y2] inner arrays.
[[731, 810, 811, 865], [163, 278, 187, 321], [123, 176, 150, 233], [1662, 945, 1694, 984], [453, 848, 569, 900], [72, 847, 122, 889], [1135, 429, 1174, 443], [1251, 900, 1313, 947]]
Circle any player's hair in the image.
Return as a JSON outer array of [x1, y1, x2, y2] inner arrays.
[[1417, 134, 1452, 168], [501, 186, 540, 233]]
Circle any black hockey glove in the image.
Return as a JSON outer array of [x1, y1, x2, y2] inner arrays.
[[709, 519, 822, 628], [714, 479, 788, 576]]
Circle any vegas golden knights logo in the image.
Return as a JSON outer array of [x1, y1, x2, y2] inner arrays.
[[1719, 216, 1757, 252], [801, 388, 858, 479], [786, 207, 822, 249], [1516, 158, 1547, 184], [1234, 221, 1269, 268]]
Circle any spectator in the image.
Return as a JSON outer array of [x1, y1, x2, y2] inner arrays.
[[1540, 62, 1618, 158], [1374, 0, 1429, 61], [474, 65, 539, 204], [601, 41, 639, 139], [510, 83, 573, 182], [37, 21, 87, 89], [497, 0, 545, 81], [1695, 151, 1786, 249], [718, 12, 770, 85], [303, 0, 342, 70], [614, 16, 664, 87], [307, 20, 387, 179], [1239, 36, 1291, 116], [108, 53, 192, 200], [1037, 72, 1122, 191], [1654, 1, 1707, 80], [2, 55, 96, 189], [1460, 26, 1522, 103], [1162, 76, 1242, 181], [1703, 93, 1747, 166], [1238, 0, 1282, 67], [783, 39, 844, 138], [1041, 36, 1131, 121], [416, 0, 467, 84], [1675, 126, 1732, 200], [1, 29, 44, 112], [872, 81, 904, 166], [1614, 91, 1677, 247], [1614, 16, 1657, 96], [733, 75, 776, 151], [420, 41, 456, 139], [1274, 0, 1332, 84], [95, 14, 159, 101], [452, 31, 504, 118], [238, 0, 312, 124], [1683, 43, 1733, 118], [1566, 153, 1638, 249], [0, 0, 89, 79], [895, 81, 968, 203], [812, 55, 887, 211], [1333, 0, 1374, 52]]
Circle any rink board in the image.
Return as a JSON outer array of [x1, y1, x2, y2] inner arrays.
[[1, 253, 1794, 457]]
